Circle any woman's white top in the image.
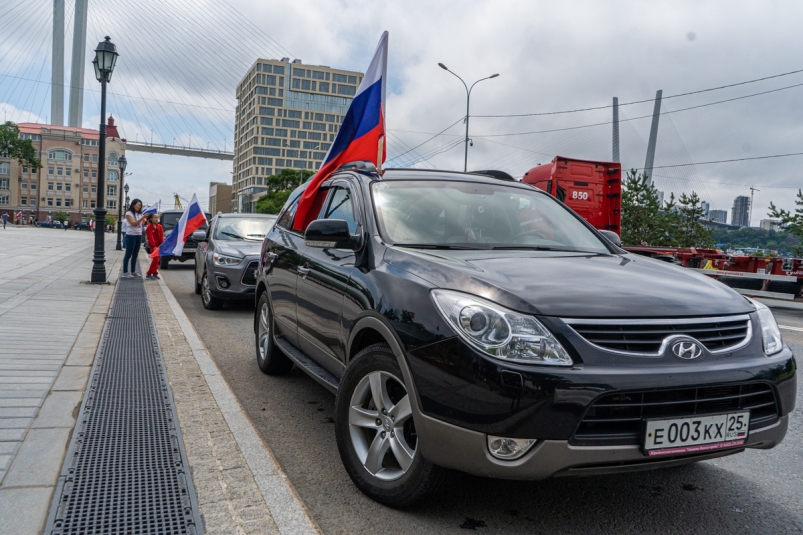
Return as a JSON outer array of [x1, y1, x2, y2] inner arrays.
[[125, 212, 143, 235]]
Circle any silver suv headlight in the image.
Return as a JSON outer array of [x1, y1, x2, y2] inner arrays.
[[431, 289, 573, 366], [213, 252, 242, 266], [749, 298, 784, 356]]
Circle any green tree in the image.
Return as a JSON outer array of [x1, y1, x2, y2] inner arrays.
[[768, 189, 803, 256], [621, 170, 664, 246], [255, 169, 313, 214], [52, 211, 69, 224], [673, 191, 714, 248], [0, 121, 42, 170]]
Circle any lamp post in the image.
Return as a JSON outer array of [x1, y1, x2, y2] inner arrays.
[[437, 63, 499, 172], [90, 36, 118, 283], [115, 155, 127, 250]]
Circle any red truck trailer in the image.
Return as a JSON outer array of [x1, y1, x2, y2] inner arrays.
[[522, 156, 622, 235], [522, 156, 802, 299]]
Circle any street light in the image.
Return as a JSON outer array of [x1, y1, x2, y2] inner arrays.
[[90, 36, 119, 283], [115, 155, 127, 250], [438, 63, 499, 172]]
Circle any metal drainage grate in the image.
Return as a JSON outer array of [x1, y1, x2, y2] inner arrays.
[[45, 278, 202, 535]]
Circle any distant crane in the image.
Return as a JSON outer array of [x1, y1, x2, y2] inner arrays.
[[749, 186, 760, 227], [173, 194, 183, 210]]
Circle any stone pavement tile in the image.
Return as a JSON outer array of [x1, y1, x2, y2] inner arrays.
[[52, 365, 91, 391], [0, 407, 38, 418], [0, 455, 11, 471], [0, 442, 20, 455], [1, 427, 72, 487], [0, 397, 43, 408], [31, 390, 83, 428], [0, 429, 25, 441], [64, 346, 99, 367], [0, 487, 53, 535], [0, 418, 31, 429]]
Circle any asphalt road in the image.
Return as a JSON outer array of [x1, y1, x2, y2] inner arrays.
[[162, 264, 802, 534]]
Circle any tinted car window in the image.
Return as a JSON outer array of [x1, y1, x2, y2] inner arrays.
[[372, 180, 609, 252], [161, 212, 211, 231], [323, 187, 357, 233], [214, 217, 275, 241], [275, 196, 300, 230]]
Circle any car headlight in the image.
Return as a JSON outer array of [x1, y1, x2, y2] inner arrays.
[[431, 289, 573, 366], [750, 299, 784, 355], [213, 252, 243, 266]]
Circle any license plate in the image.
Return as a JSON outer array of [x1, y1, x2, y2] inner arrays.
[[643, 411, 749, 457]]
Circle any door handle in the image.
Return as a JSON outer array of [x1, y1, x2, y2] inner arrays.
[[267, 251, 279, 261], [297, 264, 310, 279]]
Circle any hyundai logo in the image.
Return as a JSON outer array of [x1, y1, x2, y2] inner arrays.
[[671, 340, 704, 359]]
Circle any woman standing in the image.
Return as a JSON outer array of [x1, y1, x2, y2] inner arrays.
[[145, 213, 164, 280], [122, 199, 147, 278]]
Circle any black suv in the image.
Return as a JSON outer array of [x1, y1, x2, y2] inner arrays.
[[253, 164, 796, 507]]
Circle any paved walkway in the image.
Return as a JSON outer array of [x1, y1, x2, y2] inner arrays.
[[0, 226, 121, 534]]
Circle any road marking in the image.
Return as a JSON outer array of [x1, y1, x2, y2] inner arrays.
[[156, 276, 321, 535], [778, 325, 803, 332]]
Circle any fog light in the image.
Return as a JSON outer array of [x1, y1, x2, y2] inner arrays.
[[216, 276, 230, 289], [487, 435, 537, 460]]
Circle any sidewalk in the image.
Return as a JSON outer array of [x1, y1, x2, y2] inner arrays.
[[0, 227, 121, 534]]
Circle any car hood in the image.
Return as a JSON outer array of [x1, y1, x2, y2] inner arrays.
[[216, 241, 262, 258], [383, 248, 754, 318]]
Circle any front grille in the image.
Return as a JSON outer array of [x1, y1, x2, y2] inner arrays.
[[241, 261, 258, 286], [571, 382, 778, 446], [565, 315, 751, 355]]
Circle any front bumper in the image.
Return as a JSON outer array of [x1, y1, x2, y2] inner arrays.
[[416, 412, 788, 480], [208, 257, 259, 301]]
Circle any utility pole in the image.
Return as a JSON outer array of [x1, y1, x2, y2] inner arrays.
[[749, 186, 760, 227], [612, 96, 620, 162], [643, 89, 663, 186], [51, 0, 65, 125]]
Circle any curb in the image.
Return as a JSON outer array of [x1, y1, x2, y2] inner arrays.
[[155, 277, 321, 535]]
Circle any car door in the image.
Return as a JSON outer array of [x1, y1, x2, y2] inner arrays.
[[295, 181, 362, 377], [264, 196, 307, 347]]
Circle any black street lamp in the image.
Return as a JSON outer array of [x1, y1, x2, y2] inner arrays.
[[438, 63, 499, 172], [115, 155, 127, 250], [90, 36, 119, 283]]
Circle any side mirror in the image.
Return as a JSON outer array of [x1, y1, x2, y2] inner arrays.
[[191, 230, 207, 242], [305, 219, 360, 250], [598, 230, 622, 247]]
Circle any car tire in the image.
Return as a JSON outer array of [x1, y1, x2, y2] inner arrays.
[[335, 343, 445, 508], [200, 271, 224, 310], [254, 292, 293, 375], [160, 257, 170, 270]]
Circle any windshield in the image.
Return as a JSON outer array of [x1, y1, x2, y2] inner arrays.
[[161, 212, 211, 231], [214, 217, 275, 241], [372, 180, 610, 253]]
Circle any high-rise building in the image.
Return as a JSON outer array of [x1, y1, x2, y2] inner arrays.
[[0, 117, 126, 225], [657, 190, 664, 207], [232, 58, 364, 213], [759, 219, 782, 232], [208, 182, 232, 214], [731, 196, 750, 227], [701, 201, 710, 218], [708, 209, 727, 224]]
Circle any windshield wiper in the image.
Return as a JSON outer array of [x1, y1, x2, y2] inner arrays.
[[221, 231, 246, 240], [492, 245, 601, 253], [395, 244, 482, 250]]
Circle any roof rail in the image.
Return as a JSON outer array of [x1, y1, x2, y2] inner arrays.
[[337, 161, 377, 173], [470, 169, 516, 181]]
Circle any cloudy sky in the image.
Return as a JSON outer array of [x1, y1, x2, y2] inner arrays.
[[1, 0, 802, 223]]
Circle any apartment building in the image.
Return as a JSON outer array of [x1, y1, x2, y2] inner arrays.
[[0, 117, 126, 224], [232, 58, 364, 212], [731, 195, 750, 228], [209, 181, 232, 214]]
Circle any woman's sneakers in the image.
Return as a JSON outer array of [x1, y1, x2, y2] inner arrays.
[[145, 274, 160, 280]]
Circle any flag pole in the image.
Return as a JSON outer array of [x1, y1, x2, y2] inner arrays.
[[377, 135, 384, 172]]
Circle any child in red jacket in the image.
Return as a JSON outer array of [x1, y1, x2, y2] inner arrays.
[[145, 214, 164, 280]]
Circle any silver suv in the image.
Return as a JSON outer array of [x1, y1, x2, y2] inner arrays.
[[194, 213, 277, 310]]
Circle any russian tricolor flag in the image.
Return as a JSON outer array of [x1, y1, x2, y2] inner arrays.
[[149, 193, 207, 258], [293, 31, 388, 231]]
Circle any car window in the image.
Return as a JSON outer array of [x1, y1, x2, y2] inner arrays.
[[275, 195, 301, 230], [371, 180, 609, 252], [323, 187, 358, 233], [161, 212, 210, 231], [214, 217, 276, 241]]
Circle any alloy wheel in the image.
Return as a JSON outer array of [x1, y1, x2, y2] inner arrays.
[[348, 370, 416, 481], [258, 300, 271, 362], [202, 272, 211, 306]]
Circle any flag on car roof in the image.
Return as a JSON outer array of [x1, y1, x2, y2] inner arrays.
[[292, 31, 388, 231], [149, 193, 207, 258]]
